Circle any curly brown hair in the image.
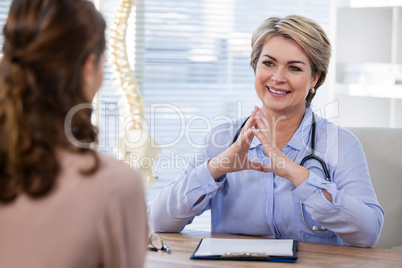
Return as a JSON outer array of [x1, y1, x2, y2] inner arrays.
[[0, 0, 106, 203]]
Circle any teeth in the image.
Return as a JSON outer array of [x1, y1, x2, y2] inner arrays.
[[269, 87, 288, 95]]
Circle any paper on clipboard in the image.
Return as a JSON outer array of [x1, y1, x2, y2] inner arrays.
[[193, 238, 295, 257]]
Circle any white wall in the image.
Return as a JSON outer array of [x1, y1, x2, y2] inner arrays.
[[334, 6, 402, 128]]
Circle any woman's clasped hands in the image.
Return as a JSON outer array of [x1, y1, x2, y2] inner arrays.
[[207, 106, 309, 187]]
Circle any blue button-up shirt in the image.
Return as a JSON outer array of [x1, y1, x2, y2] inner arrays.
[[149, 107, 384, 247]]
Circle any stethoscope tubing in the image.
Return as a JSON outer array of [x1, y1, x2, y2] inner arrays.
[[231, 112, 330, 232]]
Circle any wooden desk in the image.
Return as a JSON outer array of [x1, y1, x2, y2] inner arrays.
[[145, 230, 402, 268]]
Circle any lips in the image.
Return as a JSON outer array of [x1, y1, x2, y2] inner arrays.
[[267, 86, 291, 96]]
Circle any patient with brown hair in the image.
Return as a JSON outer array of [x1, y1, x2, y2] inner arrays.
[[0, 0, 148, 267]]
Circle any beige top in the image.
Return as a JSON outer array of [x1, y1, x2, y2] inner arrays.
[[0, 151, 148, 268]]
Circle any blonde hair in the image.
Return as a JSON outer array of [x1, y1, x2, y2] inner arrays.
[[250, 15, 331, 106]]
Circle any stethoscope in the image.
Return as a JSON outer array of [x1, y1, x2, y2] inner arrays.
[[231, 113, 330, 232]]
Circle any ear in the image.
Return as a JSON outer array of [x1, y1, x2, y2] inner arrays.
[[82, 54, 98, 101], [311, 71, 321, 89], [83, 54, 97, 89]]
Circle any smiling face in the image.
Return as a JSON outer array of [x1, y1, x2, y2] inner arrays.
[[254, 35, 320, 118]]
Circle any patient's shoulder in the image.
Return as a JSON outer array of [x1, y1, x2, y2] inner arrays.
[[58, 150, 143, 198], [96, 153, 144, 195]]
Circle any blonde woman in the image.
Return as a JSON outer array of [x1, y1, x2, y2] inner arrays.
[[149, 15, 384, 247]]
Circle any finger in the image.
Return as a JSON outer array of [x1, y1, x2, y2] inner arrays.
[[238, 113, 253, 138], [250, 127, 275, 152], [253, 105, 259, 115], [256, 109, 270, 131], [258, 107, 270, 129], [249, 127, 268, 145], [238, 127, 255, 147], [247, 106, 259, 128], [246, 161, 264, 172], [237, 109, 258, 141], [243, 108, 258, 132], [254, 112, 271, 135], [263, 164, 273, 173], [249, 111, 258, 130]]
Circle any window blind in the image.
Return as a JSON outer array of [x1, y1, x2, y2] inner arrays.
[[98, 0, 333, 202], [0, 0, 333, 230], [0, 1, 11, 59]]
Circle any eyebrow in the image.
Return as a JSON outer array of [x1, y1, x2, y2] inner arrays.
[[262, 54, 306, 65]]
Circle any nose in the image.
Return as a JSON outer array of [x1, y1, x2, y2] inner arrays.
[[271, 66, 286, 83]]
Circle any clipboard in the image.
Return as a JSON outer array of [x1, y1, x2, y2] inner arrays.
[[190, 238, 298, 262]]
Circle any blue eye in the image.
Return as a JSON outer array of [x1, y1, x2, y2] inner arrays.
[[263, 61, 274, 67], [290, 66, 302, 72]]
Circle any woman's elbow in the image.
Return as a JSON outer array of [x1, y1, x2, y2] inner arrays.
[[149, 220, 184, 233], [148, 207, 184, 233], [148, 207, 165, 232], [354, 235, 379, 248], [350, 222, 382, 248], [353, 207, 384, 247]]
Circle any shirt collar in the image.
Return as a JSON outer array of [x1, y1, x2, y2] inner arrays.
[[287, 107, 313, 151], [249, 107, 314, 151]]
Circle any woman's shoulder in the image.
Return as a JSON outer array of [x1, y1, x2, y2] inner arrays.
[[58, 150, 144, 198], [313, 113, 363, 167], [97, 152, 137, 175], [96, 153, 144, 195], [314, 113, 359, 144]]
